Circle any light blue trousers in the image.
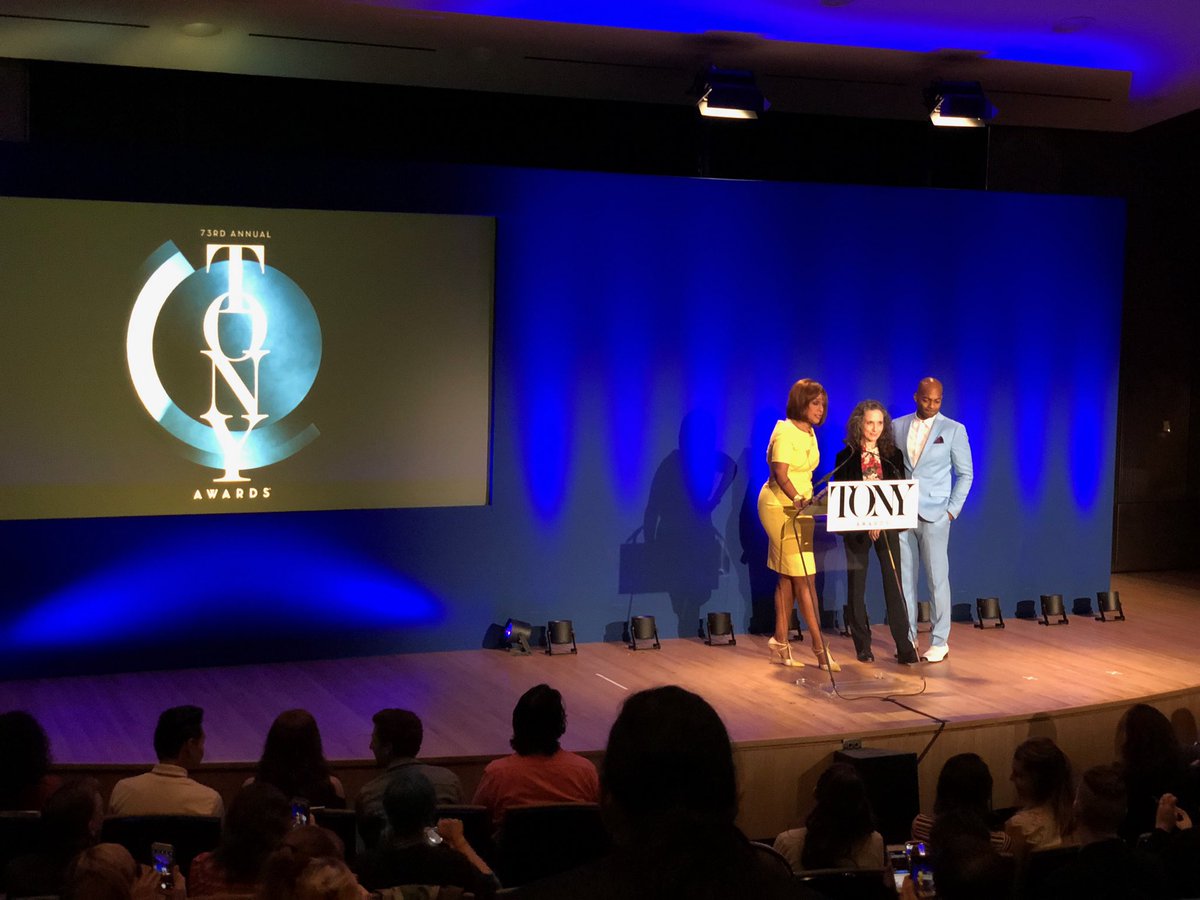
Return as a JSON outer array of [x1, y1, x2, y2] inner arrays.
[[899, 514, 952, 647]]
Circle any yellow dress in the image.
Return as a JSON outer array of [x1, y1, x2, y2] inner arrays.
[[757, 419, 819, 576]]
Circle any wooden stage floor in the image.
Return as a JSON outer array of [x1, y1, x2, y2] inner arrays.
[[5, 570, 1200, 837]]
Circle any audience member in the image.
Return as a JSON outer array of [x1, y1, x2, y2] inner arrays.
[[250, 709, 346, 808], [356, 708, 462, 847], [918, 810, 1013, 900], [61, 842, 185, 900], [293, 857, 363, 900], [109, 705, 224, 817], [2, 776, 104, 897], [355, 769, 497, 896], [1115, 702, 1198, 843], [1032, 764, 1171, 900], [1141, 791, 1200, 898], [0, 710, 61, 811], [258, 826, 358, 900], [1005, 737, 1073, 851], [472, 684, 599, 829], [774, 762, 887, 876], [189, 781, 292, 896], [510, 685, 803, 900], [911, 752, 1012, 852]]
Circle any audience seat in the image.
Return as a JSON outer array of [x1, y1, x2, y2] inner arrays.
[[314, 807, 359, 863], [793, 867, 897, 900], [750, 840, 795, 877], [1020, 844, 1081, 896], [494, 802, 611, 887], [0, 810, 44, 871], [435, 804, 494, 865], [100, 815, 221, 872]]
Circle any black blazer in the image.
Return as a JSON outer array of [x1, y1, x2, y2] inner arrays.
[[833, 443, 905, 483]]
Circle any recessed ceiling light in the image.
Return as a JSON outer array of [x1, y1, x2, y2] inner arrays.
[[180, 22, 222, 38], [1052, 16, 1095, 34]]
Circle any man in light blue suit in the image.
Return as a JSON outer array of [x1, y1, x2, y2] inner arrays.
[[892, 377, 973, 662]]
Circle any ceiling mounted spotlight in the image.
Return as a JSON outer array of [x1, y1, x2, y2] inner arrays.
[[925, 80, 997, 128], [694, 65, 769, 120]]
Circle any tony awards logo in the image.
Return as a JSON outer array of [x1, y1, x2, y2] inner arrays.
[[127, 240, 321, 498]]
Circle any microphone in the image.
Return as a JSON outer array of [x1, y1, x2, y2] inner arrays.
[[814, 444, 860, 491], [880, 453, 906, 479]]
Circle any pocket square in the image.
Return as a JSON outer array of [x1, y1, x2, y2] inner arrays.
[[933, 436, 945, 444]]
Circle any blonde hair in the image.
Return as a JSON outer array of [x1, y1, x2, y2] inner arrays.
[[294, 858, 361, 900]]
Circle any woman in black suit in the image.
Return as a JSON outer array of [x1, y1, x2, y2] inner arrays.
[[835, 401, 919, 664]]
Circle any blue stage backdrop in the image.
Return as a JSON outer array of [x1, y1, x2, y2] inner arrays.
[[0, 162, 1124, 677]]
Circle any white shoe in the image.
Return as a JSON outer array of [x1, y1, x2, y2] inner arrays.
[[922, 644, 949, 663]]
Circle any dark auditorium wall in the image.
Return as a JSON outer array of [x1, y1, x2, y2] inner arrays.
[[1109, 112, 1200, 571], [0, 58, 1185, 676]]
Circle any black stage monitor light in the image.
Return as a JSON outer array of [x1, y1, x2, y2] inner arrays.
[[1039, 594, 1069, 627], [705, 611, 736, 646], [629, 615, 661, 651], [916, 601, 932, 633], [1096, 590, 1126, 622], [546, 619, 578, 655], [974, 597, 1005, 629], [504, 618, 533, 655], [788, 608, 805, 642]]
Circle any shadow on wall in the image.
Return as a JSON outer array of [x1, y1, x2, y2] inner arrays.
[[618, 411, 737, 639]]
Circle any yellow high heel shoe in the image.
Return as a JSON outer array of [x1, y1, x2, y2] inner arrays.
[[767, 637, 802, 667], [812, 643, 841, 672]]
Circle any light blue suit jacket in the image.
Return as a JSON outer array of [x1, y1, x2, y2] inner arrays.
[[892, 412, 973, 522]]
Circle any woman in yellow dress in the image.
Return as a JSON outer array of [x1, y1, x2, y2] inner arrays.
[[757, 378, 840, 670]]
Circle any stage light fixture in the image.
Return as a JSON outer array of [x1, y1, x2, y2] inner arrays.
[[1014, 600, 1038, 619], [974, 597, 1005, 629], [546, 619, 578, 655], [629, 615, 661, 651], [916, 601, 932, 632], [503, 618, 534, 655], [705, 611, 736, 646], [925, 80, 997, 128], [694, 65, 769, 120], [1072, 596, 1094, 616], [1039, 594, 1069, 626], [788, 608, 804, 641], [840, 604, 852, 638], [1096, 591, 1126, 622]]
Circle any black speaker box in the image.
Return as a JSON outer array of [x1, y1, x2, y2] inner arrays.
[[834, 747, 920, 845]]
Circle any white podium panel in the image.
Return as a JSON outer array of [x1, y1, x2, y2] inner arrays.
[[826, 479, 919, 533]]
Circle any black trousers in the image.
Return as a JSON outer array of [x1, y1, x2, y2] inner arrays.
[[843, 529, 916, 657]]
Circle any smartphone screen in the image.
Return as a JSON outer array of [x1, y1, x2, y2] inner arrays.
[[905, 841, 935, 899], [151, 842, 174, 890], [291, 797, 311, 827]]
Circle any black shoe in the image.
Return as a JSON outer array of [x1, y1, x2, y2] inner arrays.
[[856, 650, 875, 663], [896, 650, 920, 665]]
